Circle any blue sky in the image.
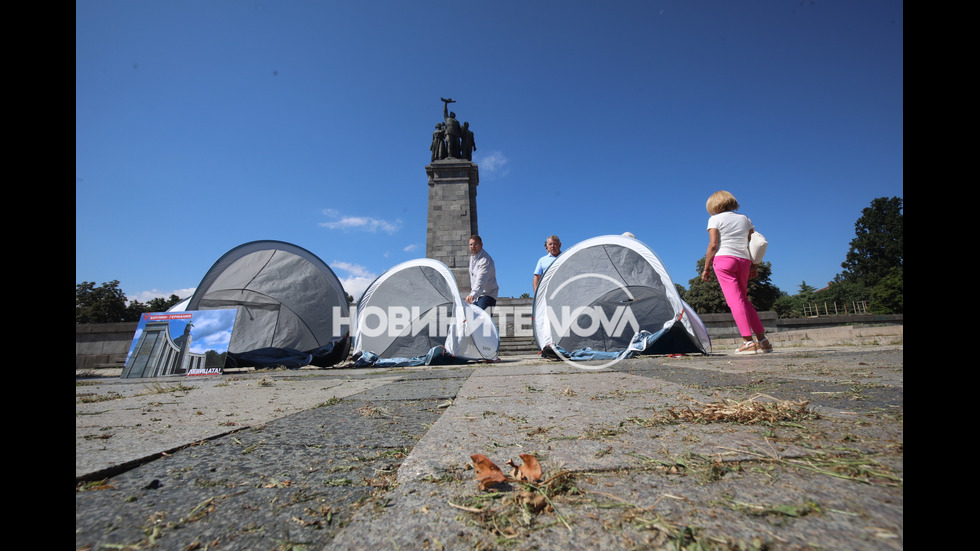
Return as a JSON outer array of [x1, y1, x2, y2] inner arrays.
[[76, 1, 903, 303]]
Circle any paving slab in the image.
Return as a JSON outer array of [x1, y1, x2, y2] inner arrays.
[[76, 368, 405, 479], [77, 345, 902, 550]]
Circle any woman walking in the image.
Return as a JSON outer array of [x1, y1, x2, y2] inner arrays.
[[702, 191, 773, 354]]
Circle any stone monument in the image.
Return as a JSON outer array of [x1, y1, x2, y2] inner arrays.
[[426, 98, 479, 291]]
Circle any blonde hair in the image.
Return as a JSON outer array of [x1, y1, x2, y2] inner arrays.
[[706, 191, 740, 215]]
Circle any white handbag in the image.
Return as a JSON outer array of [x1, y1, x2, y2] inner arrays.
[[749, 231, 768, 264]]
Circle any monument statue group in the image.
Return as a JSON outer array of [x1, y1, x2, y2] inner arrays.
[[431, 97, 476, 162]]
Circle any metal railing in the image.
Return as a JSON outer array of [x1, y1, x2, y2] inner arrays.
[[802, 301, 868, 317]]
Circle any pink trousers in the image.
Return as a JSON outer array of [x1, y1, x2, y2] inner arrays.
[[712, 255, 765, 338]]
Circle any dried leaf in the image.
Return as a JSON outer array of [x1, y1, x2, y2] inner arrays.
[[518, 490, 549, 513], [471, 453, 506, 490], [506, 454, 543, 482]]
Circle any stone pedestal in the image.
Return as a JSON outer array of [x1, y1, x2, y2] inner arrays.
[[425, 159, 479, 292]]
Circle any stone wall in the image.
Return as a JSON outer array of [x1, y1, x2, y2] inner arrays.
[[491, 298, 901, 339], [76, 322, 138, 370]]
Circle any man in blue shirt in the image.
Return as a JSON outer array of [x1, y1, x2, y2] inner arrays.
[[532, 235, 562, 292]]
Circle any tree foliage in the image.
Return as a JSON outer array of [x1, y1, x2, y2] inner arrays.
[[841, 196, 903, 288], [816, 196, 904, 313], [773, 281, 817, 318], [870, 266, 903, 314], [771, 197, 904, 316], [77, 281, 184, 324], [813, 274, 868, 307], [147, 295, 184, 312], [76, 281, 129, 324]]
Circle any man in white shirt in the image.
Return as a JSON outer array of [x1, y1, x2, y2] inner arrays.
[[467, 235, 498, 310]]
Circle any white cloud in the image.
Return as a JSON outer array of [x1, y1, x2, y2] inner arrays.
[[190, 329, 232, 354], [403, 243, 419, 252], [475, 151, 509, 176], [330, 261, 377, 301], [319, 209, 401, 234], [339, 276, 375, 302], [129, 287, 196, 304], [331, 261, 374, 278]]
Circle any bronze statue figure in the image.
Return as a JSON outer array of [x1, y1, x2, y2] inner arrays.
[[461, 121, 476, 161], [430, 98, 474, 161], [431, 123, 447, 161], [443, 107, 461, 159]]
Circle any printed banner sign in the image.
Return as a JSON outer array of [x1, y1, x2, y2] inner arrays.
[[121, 309, 237, 378]]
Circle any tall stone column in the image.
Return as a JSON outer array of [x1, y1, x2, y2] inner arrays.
[[425, 158, 479, 293]]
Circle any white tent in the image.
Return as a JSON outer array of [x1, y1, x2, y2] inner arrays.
[[354, 258, 498, 363], [186, 240, 351, 367], [533, 235, 710, 356]]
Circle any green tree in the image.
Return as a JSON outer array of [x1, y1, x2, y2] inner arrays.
[[812, 274, 869, 312], [841, 196, 903, 288], [125, 299, 148, 321], [798, 281, 817, 296], [870, 266, 903, 314], [684, 258, 781, 314], [76, 280, 128, 324], [674, 283, 687, 298], [773, 294, 797, 318], [121, 294, 185, 320], [812, 197, 904, 315], [78, 283, 185, 323], [146, 294, 184, 312], [774, 281, 818, 318]]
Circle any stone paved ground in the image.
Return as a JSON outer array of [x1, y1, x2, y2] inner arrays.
[[76, 345, 902, 550]]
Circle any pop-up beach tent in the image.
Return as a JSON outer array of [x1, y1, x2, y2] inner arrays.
[[186, 240, 351, 368], [533, 235, 710, 358], [353, 258, 498, 366]]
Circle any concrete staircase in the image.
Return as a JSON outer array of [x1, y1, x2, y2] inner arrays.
[[488, 297, 539, 357], [499, 335, 538, 355]]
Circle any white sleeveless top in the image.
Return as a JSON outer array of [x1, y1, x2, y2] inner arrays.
[[707, 211, 753, 260]]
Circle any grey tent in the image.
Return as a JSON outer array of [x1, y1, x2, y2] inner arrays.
[[353, 258, 498, 364], [186, 240, 351, 368], [533, 235, 710, 357]]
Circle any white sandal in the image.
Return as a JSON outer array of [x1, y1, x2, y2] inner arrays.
[[734, 341, 760, 354], [758, 338, 774, 353]]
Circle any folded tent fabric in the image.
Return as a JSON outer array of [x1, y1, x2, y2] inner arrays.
[[352, 345, 458, 368]]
